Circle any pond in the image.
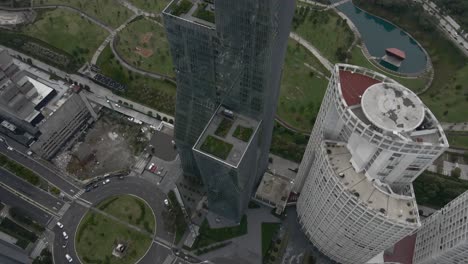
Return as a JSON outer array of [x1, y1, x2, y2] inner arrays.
[[333, 1, 428, 74]]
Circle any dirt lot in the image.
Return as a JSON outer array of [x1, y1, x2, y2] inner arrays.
[[54, 110, 150, 180]]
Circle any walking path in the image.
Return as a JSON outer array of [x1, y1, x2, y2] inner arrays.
[[289, 32, 333, 72]]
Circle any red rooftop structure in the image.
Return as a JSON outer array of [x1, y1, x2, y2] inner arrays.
[[338, 70, 381, 106]]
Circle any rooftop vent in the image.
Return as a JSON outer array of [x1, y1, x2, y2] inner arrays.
[[379, 208, 386, 214], [339, 173, 345, 178]]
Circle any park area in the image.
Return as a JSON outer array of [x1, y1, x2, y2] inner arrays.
[[21, 8, 107, 63], [116, 18, 174, 77], [128, 0, 171, 13], [278, 39, 329, 132], [76, 195, 154, 264], [38, 0, 132, 28], [54, 110, 149, 180], [97, 45, 176, 114]]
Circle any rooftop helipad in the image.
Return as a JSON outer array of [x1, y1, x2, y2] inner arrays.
[[361, 83, 425, 133]]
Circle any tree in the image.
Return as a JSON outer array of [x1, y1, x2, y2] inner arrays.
[[451, 167, 461, 178]]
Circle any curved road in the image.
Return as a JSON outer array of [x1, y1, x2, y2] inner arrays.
[[52, 176, 180, 264]]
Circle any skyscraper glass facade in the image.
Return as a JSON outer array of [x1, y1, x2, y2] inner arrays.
[[163, 0, 294, 220]]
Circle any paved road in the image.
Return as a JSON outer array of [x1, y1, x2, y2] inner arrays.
[[0, 140, 80, 196], [0, 167, 64, 213], [0, 186, 52, 226], [52, 176, 185, 264]]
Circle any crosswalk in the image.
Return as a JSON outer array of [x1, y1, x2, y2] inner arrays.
[[72, 189, 85, 199]]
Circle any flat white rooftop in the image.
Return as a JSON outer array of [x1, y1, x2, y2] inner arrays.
[[361, 83, 425, 133], [325, 142, 420, 225]]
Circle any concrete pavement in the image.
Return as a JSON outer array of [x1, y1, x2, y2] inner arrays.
[[0, 141, 80, 196], [0, 186, 52, 226], [0, 168, 65, 214]]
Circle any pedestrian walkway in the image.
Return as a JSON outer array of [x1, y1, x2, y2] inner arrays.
[[289, 32, 333, 72]]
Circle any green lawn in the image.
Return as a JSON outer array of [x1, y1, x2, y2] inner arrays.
[[278, 39, 329, 132], [22, 8, 107, 63], [447, 133, 468, 149], [270, 122, 308, 163], [261, 223, 280, 257], [39, 0, 132, 28], [0, 154, 40, 186], [194, 215, 248, 249], [97, 45, 176, 114], [97, 195, 155, 233], [76, 212, 152, 264], [354, 0, 468, 123], [349, 46, 429, 92], [200, 135, 233, 160], [214, 118, 233, 138], [128, 0, 171, 13], [116, 18, 174, 77], [292, 7, 354, 63], [232, 125, 254, 142], [414, 171, 468, 209]]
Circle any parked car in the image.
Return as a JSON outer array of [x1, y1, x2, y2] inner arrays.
[[164, 199, 169, 206], [102, 179, 110, 185], [148, 163, 155, 171], [56, 222, 64, 229], [150, 165, 158, 173], [65, 254, 73, 262], [62, 231, 68, 240]]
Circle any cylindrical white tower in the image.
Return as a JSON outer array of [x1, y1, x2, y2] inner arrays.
[[296, 64, 449, 264]]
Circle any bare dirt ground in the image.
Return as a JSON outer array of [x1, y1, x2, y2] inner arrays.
[[135, 47, 154, 58], [54, 110, 150, 180], [140, 32, 153, 44]]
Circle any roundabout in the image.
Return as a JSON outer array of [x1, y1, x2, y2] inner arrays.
[[52, 176, 178, 264], [75, 195, 155, 264]]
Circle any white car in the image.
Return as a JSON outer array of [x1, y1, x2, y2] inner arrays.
[[102, 179, 110, 185], [164, 199, 169, 206], [7, 146, 13, 151], [56, 222, 64, 229], [62, 231, 68, 240], [65, 254, 73, 262]]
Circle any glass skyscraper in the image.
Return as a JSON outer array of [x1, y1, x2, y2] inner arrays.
[[163, 0, 294, 221]]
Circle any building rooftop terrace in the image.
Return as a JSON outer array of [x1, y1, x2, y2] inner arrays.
[[194, 106, 259, 167], [325, 141, 420, 226], [164, 0, 215, 28]]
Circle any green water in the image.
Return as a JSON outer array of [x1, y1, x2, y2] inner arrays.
[[335, 1, 427, 74]]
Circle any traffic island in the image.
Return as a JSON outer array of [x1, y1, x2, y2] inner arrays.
[[75, 195, 155, 264]]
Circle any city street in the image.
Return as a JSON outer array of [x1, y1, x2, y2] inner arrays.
[[0, 186, 52, 226], [0, 140, 80, 196], [0, 168, 64, 213]]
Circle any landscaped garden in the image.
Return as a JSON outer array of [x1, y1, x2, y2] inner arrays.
[[22, 9, 108, 63], [214, 118, 233, 138], [233, 125, 254, 142], [270, 122, 308, 163], [128, 0, 171, 13], [413, 171, 468, 209], [278, 39, 329, 132], [96, 45, 176, 114], [261, 223, 280, 257], [193, 2, 215, 23], [447, 133, 468, 149], [292, 7, 354, 63], [39, 0, 132, 28], [76, 195, 154, 264], [200, 135, 233, 160], [116, 18, 174, 77]]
